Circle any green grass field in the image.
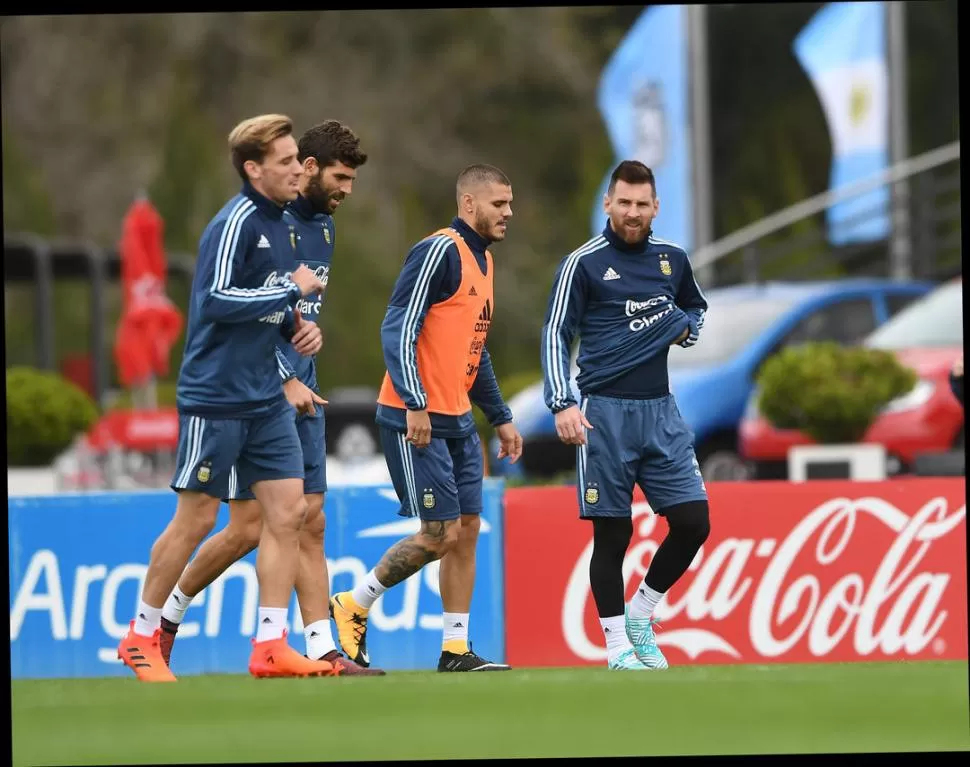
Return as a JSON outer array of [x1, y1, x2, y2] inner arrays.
[[12, 661, 970, 764]]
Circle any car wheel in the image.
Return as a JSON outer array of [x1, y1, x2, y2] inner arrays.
[[698, 448, 751, 482]]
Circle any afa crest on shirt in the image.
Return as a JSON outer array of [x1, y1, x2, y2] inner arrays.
[[197, 461, 212, 484], [323, 225, 331, 245], [422, 488, 436, 509], [584, 485, 599, 505], [659, 255, 672, 276]]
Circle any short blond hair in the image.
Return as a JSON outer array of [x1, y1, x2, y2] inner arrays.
[[228, 114, 294, 182]]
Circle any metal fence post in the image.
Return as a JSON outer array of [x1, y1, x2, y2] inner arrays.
[[13, 234, 57, 371], [77, 242, 108, 408]]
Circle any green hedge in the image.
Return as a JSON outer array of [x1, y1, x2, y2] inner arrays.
[[6, 366, 100, 466], [756, 342, 917, 444]]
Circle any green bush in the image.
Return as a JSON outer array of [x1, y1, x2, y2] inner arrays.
[[756, 342, 918, 444], [6, 366, 100, 466]]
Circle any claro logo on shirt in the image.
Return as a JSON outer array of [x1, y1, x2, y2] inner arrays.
[[625, 295, 674, 332], [260, 266, 329, 321], [628, 304, 674, 333]]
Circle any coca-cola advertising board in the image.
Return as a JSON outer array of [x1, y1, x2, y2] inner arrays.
[[505, 479, 967, 667]]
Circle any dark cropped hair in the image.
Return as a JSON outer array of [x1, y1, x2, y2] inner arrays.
[[298, 120, 368, 169], [607, 160, 656, 196], [456, 164, 511, 199]]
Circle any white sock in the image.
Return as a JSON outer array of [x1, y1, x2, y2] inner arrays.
[[255, 606, 288, 642], [600, 615, 632, 656], [351, 570, 387, 610], [133, 602, 162, 638], [304, 619, 337, 660], [442, 612, 469, 645], [628, 583, 665, 620], [161, 584, 193, 625]]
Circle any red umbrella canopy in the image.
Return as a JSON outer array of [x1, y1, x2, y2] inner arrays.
[[120, 197, 167, 308], [114, 197, 184, 388]]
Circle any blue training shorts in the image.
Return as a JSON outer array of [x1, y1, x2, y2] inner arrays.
[[379, 426, 484, 521], [170, 401, 303, 501], [576, 393, 707, 518], [229, 407, 326, 501]]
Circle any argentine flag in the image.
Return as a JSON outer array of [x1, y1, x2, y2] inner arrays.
[[591, 5, 692, 249], [794, 2, 890, 245]]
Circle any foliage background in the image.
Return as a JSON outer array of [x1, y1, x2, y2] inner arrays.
[[1, 6, 959, 393]]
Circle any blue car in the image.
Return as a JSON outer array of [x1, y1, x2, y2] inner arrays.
[[490, 278, 934, 482]]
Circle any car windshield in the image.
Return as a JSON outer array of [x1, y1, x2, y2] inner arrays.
[[668, 297, 797, 368], [865, 281, 963, 349]]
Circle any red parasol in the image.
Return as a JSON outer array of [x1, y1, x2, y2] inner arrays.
[[113, 196, 184, 392]]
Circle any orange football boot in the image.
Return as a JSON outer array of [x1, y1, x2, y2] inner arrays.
[[249, 631, 336, 678], [117, 621, 177, 682]]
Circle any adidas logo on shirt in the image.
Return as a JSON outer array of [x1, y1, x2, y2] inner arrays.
[[603, 267, 621, 281], [475, 299, 492, 331], [257, 234, 271, 248]]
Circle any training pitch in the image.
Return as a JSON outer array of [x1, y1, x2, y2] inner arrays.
[[12, 660, 969, 764]]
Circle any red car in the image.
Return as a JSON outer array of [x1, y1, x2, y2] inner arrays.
[[740, 278, 964, 478]]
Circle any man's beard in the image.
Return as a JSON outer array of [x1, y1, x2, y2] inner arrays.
[[475, 210, 499, 242], [305, 176, 338, 215], [611, 215, 650, 243]]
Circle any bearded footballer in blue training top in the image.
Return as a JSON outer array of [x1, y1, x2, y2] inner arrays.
[[541, 160, 711, 672]]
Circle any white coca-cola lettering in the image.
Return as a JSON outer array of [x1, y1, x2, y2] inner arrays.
[[749, 496, 962, 657], [563, 503, 737, 660], [561, 495, 965, 662]]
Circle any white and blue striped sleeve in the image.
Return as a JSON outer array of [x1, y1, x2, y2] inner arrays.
[[199, 200, 300, 323], [380, 235, 456, 410], [541, 245, 593, 413], [275, 346, 297, 382], [674, 248, 708, 348]]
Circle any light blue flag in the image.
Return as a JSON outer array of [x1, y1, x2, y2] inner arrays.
[[592, 5, 692, 251], [794, 2, 890, 244]]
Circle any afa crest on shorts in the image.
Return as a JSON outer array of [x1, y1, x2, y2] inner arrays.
[[659, 255, 672, 276], [422, 488, 436, 509], [197, 461, 212, 484], [584, 483, 600, 505]]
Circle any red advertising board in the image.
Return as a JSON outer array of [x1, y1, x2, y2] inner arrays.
[[504, 479, 967, 667]]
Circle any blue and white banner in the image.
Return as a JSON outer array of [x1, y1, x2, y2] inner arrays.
[[794, 1, 890, 245], [8, 482, 506, 678], [592, 5, 692, 251]]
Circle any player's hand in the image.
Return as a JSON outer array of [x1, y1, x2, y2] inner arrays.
[[406, 408, 432, 448], [555, 405, 593, 446], [672, 326, 690, 346], [291, 264, 325, 297], [495, 422, 523, 464], [290, 309, 323, 356], [283, 377, 327, 416]]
